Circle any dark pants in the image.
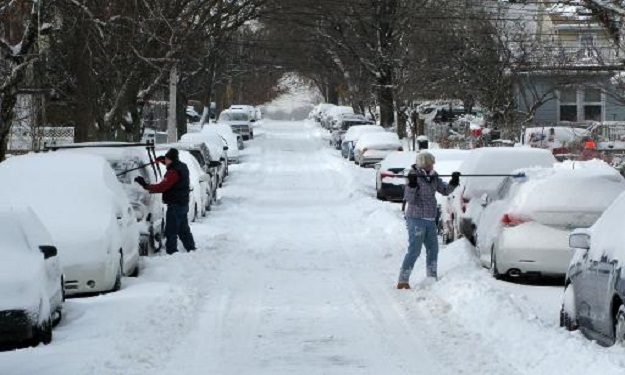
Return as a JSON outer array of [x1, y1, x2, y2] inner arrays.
[[165, 204, 196, 254]]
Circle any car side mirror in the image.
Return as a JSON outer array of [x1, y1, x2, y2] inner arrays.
[[223, 146, 229, 151], [569, 232, 590, 250], [40, 245, 58, 259], [209, 161, 222, 168]]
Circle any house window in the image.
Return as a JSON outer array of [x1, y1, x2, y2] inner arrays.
[[584, 89, 603, 121], [559, 89, 604, 122], [559, 90, 578, 122], [579, 34, 596, 59]]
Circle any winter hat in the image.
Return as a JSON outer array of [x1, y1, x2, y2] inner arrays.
[[165, 148, 179, 161]]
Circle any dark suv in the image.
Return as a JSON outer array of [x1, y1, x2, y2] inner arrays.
[[560, 194, 625, 347]]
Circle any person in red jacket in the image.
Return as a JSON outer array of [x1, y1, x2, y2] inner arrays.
[[135, 149, 196, 254]]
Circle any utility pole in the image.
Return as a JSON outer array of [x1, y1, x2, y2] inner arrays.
[[167, 65, 178, 143]]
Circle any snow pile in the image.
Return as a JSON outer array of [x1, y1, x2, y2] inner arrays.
[[356, 132, 401, 150], [343, 125, 385, 142], [459, 147, 556, 199], [508, 167, 625, 227]]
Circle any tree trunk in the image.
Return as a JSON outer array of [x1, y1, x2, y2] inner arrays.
[[378, 76, 394, 128], [0, 89, 19, 162]]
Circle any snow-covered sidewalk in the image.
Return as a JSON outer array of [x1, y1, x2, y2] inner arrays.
[[2, 120, 624, 375]]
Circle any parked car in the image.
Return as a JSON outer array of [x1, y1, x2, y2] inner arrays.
[[230, 104, 260, 124], [330, 114, 373, 149], [341, 125, 386, 160], [0, 209, 64, 346], [311, 103, 336, 124], [476, 167, 625, 279], [322, 106, 355, 129], [561, 190, 625, 347], [375, 149, 469, 201], [353, 132, 402, 167], [180, 132, 229, 187], [60, 143, 166, 256], [156, 149, 208, 222], [203, 124, 242, 162], [0, 153, 140, 296], [444, 148, 556, 244], [219, 109, 254, 140]]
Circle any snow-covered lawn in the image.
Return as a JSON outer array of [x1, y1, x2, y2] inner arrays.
[[1, 120, 624, 375]]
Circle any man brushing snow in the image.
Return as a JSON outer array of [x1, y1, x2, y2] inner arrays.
[[134, 148, 196, 255], [397, 152, 460, 289]]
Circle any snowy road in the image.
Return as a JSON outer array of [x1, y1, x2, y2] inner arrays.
[[2, 120, 625, 375]]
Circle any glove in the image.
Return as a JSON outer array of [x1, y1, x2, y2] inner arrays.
[[407, 173, 418, 188], [449, 172, 461, 187], [134, 176, 148, 188], [155, 156, 166, 164]]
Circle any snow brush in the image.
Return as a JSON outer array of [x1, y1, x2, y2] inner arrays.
[[401, 172, 527, 179]]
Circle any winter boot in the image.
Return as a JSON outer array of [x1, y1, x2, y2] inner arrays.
[[397, 282, 411, 290]]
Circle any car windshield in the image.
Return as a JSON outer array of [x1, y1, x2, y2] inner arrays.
[[220, 112, 249, 122]]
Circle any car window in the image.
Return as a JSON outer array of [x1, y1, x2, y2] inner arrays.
[[189, 150, 206, 167], [495, 177, 513, 200]]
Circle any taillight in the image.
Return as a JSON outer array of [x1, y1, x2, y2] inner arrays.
[[501, 213, 530, 227], [381, 172, 395, 179]]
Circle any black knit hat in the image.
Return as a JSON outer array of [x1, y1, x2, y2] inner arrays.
[[165, 148, 179, 161]]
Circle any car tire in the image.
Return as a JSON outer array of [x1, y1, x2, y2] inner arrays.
[[490, 247, 502, 280], [612, 304, 625, 346], [33, 317, 52, 346], [112, 253, 123, 292], [560, 284, 578, 331], [139, 234, 149, 257]]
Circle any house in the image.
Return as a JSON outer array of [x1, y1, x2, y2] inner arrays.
[[512, 1, 625, 126]]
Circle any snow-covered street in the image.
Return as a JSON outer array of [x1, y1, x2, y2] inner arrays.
[[2, 120, 625, 375]]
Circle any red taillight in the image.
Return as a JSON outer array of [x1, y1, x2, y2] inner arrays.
[[501, 213, 530, 227], [381, 172, 396, 179]]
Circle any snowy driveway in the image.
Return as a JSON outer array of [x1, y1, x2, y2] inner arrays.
[[2, 120, 625, 375]]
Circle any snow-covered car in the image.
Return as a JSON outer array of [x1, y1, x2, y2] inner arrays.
[[0, 153, 140, 296], [219, 109, 253, 140], [341, 125, 386, 160], [163, 142, 222, 211], [322, 106, 355, 129], [202, 124, 242, 162], [476, 167, 625, 279], [353, 132, 402, 167], [180, 132, 229, 187], [445, 148, 556, 244], [156, 149, 208, 222], [60, 143, 166, 255], [375, 149, 469, 202], [330, 114, 373, 149], [0, 209, 64, 346], [311, 103, 336, 123], [561, 190, 625, 346]]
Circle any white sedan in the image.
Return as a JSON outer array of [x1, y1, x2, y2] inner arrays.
[[0, 209, 64, 346], [476, 167, 625, 279], [0, 153, 140, 296]]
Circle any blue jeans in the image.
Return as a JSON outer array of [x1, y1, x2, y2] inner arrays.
[[399, 218, 439, 282], [165, 204, 196, 254]]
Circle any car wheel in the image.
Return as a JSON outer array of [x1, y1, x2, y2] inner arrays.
[[112, 252, 123, 292], [139, 234, 149, 256], [560, 284, 578, 331], [33, 317, 52, 346], [490, 247, 502, 280], [614, 305, 625, 345]]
